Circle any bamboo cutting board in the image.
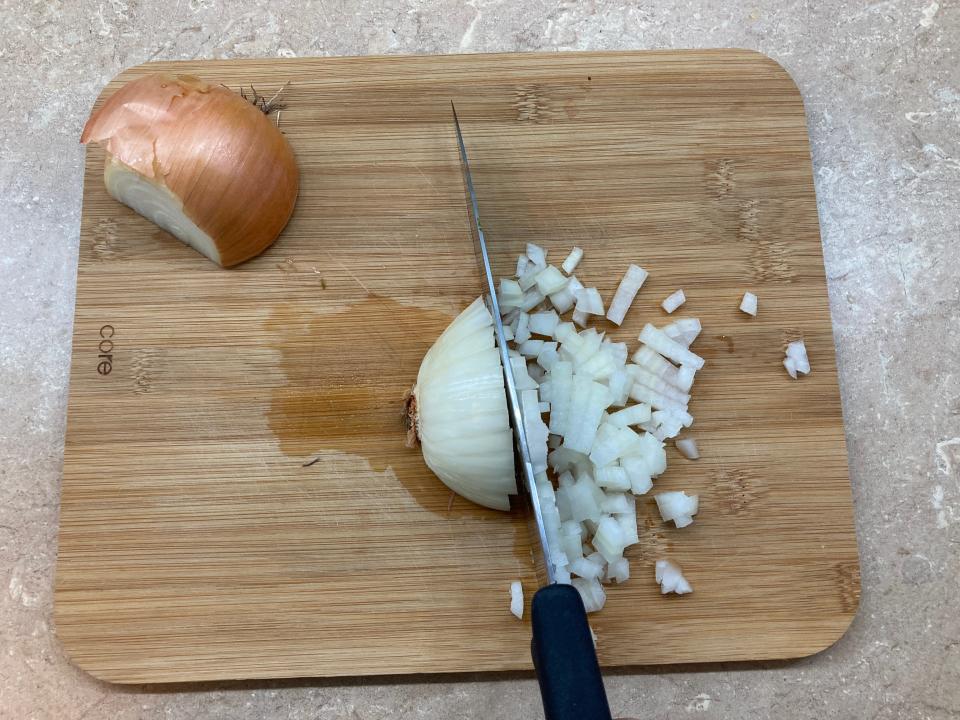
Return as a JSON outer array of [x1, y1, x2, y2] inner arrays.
[[57, 50, 860, 683]]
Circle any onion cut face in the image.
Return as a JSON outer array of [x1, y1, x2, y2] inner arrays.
[[81, 73, 299, 267], [407, 298, 517, 511]]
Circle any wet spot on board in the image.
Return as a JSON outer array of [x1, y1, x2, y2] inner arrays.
[[266, 295, 521, 523]]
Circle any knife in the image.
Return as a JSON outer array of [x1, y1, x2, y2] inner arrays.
[[451, 103, 613, 720]]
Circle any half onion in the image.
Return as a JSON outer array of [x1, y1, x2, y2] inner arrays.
[[81, 73, 299, 267], [406, 298, 517, 511]]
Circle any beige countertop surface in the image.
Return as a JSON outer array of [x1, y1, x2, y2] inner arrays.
[[2, 1, 958, 718]]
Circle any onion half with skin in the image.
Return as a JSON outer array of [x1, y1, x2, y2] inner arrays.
[[406, 298, 518, 511], [81, 73, 299, 267]]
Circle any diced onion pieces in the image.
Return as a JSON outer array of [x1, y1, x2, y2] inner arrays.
[[674, 365, 696, 393], [516, 254, 530, 277], [660, 318, 702, 349], [519, 339, 544, 357], [529, 310, 560, 337], [675, 437, 699, 460], [574, 287, 604, 316], [526, 242, 547, 268], [430, 245, 710, 613], [740, 291, 758, 316], [515, 313, 531, 343], [655, 491, 699, 528], [661, 290, 686, 314], [783, 339, 810, 379], [535, 265, 569, 295], [570, 556, 604, 580], [519, 288, 546, 312], [510, 581, 524, 618], [655, 559, 692, 594], [562, 246, 584, 274], [499, 278, 523, 308], [608, 557, 630, 584], [608, 403, 652, 428], [593, 515, 627, 563], [572, 577, 606, 613], [638, 324, 705, 370], [606, 264, 648, 325]]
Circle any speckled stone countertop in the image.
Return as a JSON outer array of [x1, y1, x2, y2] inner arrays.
[[2, 1, 958, 718]]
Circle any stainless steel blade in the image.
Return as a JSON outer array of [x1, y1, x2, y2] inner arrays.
[[451, 103, 556, 584]]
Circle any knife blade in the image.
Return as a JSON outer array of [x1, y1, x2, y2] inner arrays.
[[450, 101, 556, 584], [450, 102, 613, 720]]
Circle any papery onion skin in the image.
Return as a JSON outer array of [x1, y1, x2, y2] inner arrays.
[[81, 73, 299, 267]]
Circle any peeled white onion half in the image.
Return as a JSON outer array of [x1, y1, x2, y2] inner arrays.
[[406, 298, 518, 511]]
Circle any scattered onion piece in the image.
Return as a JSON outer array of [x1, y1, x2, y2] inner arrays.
[[562, 246, 584, 273], [606, 264, 648, 325], [783, 339, 811, 378], [655, 559, 693, 595], [655, 491, 699, 528], [740, 291, 758, 316], [675, 437, 700, 460], [510, 581, 524, 618], [661, 290, 686, 314]]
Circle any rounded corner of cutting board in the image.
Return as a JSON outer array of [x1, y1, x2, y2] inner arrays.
[[807, 586, 863, 659], [787, 618, 862, 663], [52, 613, 124, 685], [724, 48, 805, 99]]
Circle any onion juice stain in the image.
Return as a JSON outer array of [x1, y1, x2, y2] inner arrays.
[[266, 295, 445, 478], [266, 295, 530, 536]]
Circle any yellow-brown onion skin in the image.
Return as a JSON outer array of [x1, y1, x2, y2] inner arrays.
[[81, 73, 299, 267]]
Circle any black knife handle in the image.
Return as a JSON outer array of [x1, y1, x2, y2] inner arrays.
[[531, 583, 613, 720]]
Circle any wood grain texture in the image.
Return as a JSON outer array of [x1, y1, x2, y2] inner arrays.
[[56, 50, 860, 684]]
